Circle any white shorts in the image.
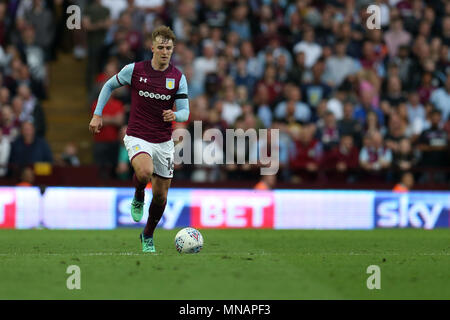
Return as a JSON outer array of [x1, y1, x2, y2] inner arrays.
[[123, 134, 174, 178]]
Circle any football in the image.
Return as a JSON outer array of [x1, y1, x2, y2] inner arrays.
[[175, 227, 204, 253]]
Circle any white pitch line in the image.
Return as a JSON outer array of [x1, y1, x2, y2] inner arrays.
[[0, 252, 448, 256]]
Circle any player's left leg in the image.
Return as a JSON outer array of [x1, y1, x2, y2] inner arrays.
[[143, 175, 171, 238], [138, 139, 174, 252], [139, 175, 171, 252]]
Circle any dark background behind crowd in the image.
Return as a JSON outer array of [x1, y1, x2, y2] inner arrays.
[[0, 0, 449, 189]]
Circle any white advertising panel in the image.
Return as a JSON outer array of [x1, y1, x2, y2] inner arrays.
[[274, 190, 375, 229], [42, 188, 116, 229]]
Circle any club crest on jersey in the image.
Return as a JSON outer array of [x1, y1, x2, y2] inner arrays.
[[166, 78, 175, 89], [132, 144, 141, 151]]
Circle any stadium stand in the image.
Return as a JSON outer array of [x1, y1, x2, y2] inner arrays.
[[0, 0, 449, 190]]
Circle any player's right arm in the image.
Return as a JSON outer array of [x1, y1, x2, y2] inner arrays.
[[89, 63, 134, 134]]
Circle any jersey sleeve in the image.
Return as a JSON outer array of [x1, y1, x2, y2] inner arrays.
[[174, 74, 190, 122], [93, 63, 134, 116], [116, 63, 134, 86]]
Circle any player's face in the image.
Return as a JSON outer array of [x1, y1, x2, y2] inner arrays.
[[152, 36, 174, 65]]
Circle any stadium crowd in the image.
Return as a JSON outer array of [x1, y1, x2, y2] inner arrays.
[[0, 0, 57, 180], [1, 0, 450, 187]]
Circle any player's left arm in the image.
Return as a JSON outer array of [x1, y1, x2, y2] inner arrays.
[[163, 75, 190, 122]]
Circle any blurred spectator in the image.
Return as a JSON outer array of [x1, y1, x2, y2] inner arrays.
[[359, 40, 384, 75], [289, 124, 322, 181], [314, 99, 329, 130], [317, 111, 340, 152], [0, 129, 10, 177], [359, 68, 381, 108], [338, 102, 362, 146], [444, 113, 450, 139], [114, 38, 136, 69], [441, 15, 450, 46], [240, 41, 262, 78], [406, 91, 426, 135], [364, 110, 384, 137], [236, 85, 249, 105], [254, 174, 276, 190], [287, 51, 306, 86], [392, 138, 417, 174], [0, 86, 10, 104], [16, 84, 46, 137], [0, 2, 6, 47], [199, 0, 227, 29], [255, 64, 282, 106], [274, 84, 311, 124], [172, 0, 195, 42], [417, 71, 437, 105], [430, 73, 450, 123], [247, 127, 281, 179], [385, 113, 408, 154], [323, 41, 360, 88], [9, 121, 53, 170], [383, 76, 405, 106], [83, 0, 111, 90], [91, 92, 125, 178], [11, 95, 25, 122], [301, 59, 332, 110], [228, 4, 251, 41], [368, 28, 388, 66], [1, 105, 20, 142], [293, 26, 322, 69], [416, 109, 448, 182], [18, 26, 46, 82], [221, 86, 241, 127], [253, 84, 272, 129], [392, 171, 414, 193], [326, 87, 346, 121], [23, 0, 55, 59], [384, 18, 411, 59], [16, 166, 35, 187], [353, 90, 384, 127], [359, 131, 392, 174], [192, 41, 217, 94], [58, 142, 81, 167], [324, 134, 359, 181], [392, 45, 413, 90], [232, 57, 257, 97]]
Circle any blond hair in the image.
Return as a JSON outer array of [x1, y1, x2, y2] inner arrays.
[[151, 26, 176, 44]]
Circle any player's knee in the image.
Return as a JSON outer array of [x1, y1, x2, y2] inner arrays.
[[152, 192, 167, 206], [136, 168, 153, 183]]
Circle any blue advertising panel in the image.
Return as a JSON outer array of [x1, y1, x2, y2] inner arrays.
[[374, 192, 449, 229], [115, 188, 192, 228]]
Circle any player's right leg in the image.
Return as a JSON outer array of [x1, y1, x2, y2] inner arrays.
[[131, 153, 157, 252], [130, 153, 153, 222]]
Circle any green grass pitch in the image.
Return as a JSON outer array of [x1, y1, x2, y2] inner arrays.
[[0, 229, 448, 299]]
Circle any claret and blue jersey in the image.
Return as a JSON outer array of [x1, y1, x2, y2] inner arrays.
[[94, 60, 189, 143]]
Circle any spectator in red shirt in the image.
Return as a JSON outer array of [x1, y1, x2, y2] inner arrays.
[[289, 124, 322, 182], [254, 64, 283, 106], [318, 111, 340, 152], [417, 71, 436, 104], [91, 93, 125, 178], [324, 135, 359, 182]]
